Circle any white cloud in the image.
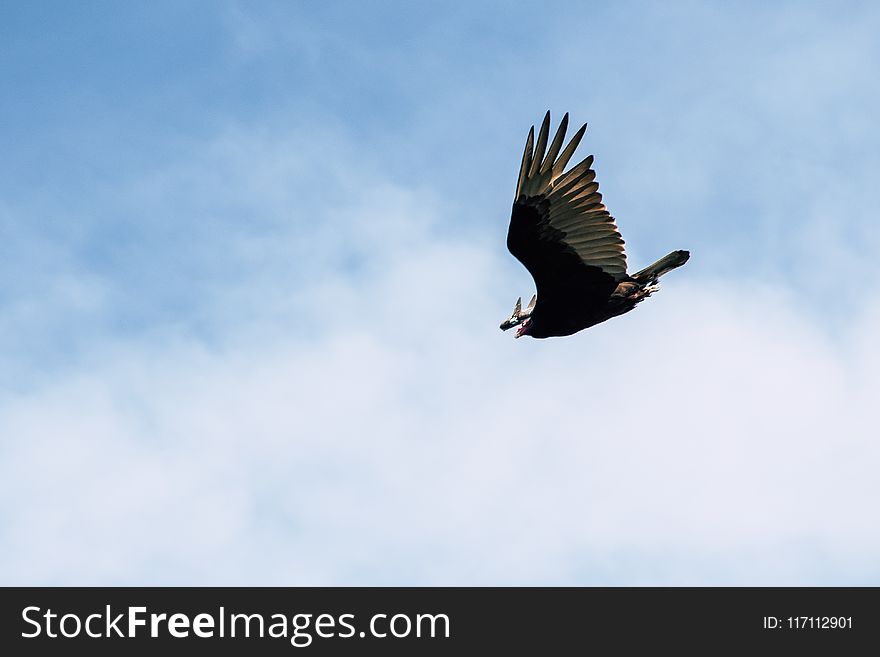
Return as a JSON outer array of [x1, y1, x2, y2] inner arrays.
[[3, 2, 880, 585], [2, 183, 878, 584]]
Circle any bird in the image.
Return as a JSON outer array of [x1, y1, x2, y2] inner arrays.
[[500, 112, 689, 339]]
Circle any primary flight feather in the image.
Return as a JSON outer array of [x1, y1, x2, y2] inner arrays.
[[500, 111, 690, 338]]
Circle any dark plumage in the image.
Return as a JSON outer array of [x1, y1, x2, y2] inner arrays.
[[500, 112, 689, 339]]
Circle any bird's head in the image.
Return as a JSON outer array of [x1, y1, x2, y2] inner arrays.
[[499, 295, 536, 336], [514, 317, 533, 338]]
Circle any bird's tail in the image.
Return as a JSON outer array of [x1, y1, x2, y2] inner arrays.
[[632, 250, 690, 284]]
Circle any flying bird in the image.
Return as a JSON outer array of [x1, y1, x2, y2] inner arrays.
[[500, 112, 689, 338]]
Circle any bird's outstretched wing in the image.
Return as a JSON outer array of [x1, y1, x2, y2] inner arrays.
[[507, 112, 627, 308]]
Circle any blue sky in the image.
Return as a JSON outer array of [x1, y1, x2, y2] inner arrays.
[[2, 1, 879, 585]]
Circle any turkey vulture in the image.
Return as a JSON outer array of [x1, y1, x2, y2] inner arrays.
[[501, 112, 689, 338]]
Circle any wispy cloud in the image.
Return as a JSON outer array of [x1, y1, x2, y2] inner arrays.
[[1, 127, 878, 583], [1, 1, 879, 585]]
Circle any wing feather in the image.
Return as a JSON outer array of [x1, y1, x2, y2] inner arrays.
[[527, 111, 551, 179], [553, 156, 595, 191], [514, 126, 535, 200], [540, 113, 569, 175], [551, 123, 587, 179]]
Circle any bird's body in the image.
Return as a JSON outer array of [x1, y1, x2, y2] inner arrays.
[[501, 112, 689, 338]]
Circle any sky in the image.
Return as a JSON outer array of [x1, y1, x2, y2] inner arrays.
[[1, 1, 879, 585]]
